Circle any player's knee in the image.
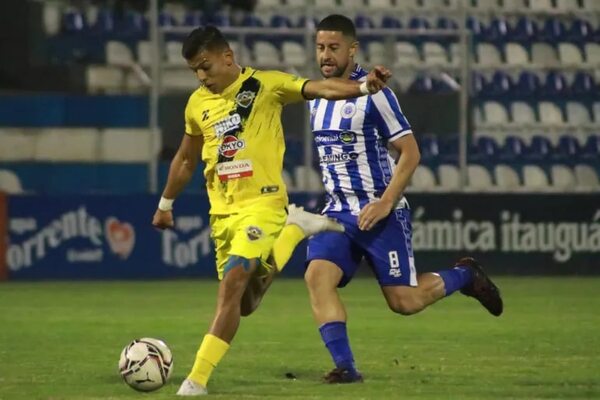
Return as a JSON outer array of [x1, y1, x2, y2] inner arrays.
[[240, 297, 259, 317], [387, 297, 420, 316]]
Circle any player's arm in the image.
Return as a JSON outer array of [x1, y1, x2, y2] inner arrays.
[[302, 65, 392, 100], [152, 133, 204, 229], [358, 134, 420, 231]]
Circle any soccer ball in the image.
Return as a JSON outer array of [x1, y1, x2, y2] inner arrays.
[[118, 338, 173, 392]]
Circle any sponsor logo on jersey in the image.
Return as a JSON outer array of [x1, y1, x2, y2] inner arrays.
[[216, 159, 253, 181], [235, 90, 256, 108], [320, 152, 359, 164], [339, 131, 357, 144], [219, 135, 245, 157], [246, 226, 263, 241], [341, 102, 357, 118], [214, 113, 242, 138]]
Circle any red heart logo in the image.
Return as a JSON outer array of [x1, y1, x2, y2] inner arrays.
[[105, 217, 135, 259]]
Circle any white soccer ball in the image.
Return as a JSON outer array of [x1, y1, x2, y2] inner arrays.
[[118, 338, 174, 392]]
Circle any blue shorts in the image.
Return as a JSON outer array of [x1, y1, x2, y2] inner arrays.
[[306, 209, 418, 288]]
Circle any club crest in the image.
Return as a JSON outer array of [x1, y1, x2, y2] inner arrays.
[[236, 91, 256, 108]]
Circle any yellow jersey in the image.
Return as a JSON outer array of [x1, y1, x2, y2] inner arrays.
[[184, 67, 308, 215]]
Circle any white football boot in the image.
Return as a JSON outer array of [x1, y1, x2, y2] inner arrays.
[[287, 204, 344, 237], [176, 379, 208, 396]]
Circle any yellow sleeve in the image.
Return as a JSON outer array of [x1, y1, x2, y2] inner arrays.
[[184, 94, 203, 136], [263, 70, 309, 105]]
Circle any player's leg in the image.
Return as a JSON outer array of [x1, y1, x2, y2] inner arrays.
[[305, 227, 364, 384], [239, 204, 345, 316]]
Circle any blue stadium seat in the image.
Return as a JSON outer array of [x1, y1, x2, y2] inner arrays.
[[485, 71, 513, 99], [93, 9, 115, 33], [571, 71, 596, 98], [408, 16, 431, 40], [118, 11, 147, 35], [514, 71, 541, 99], [467, 16, 486, 42], [355, 15, 375, 29], [207, 13, 230, 27], [183, 11, 204, 27], [500, 136, 527, 161], [381, 16, 402, 29], [439, 135, 459, 163], [62, 10, 87, 33], [510, 16, 538, 44], [159, 11, 177, 27], [473, 136, 501, 161], [538, 18, 567, 42], [555, 134, 581, 161], [486, 17, 510, 44], [436, 17, 458, 44], [541, 71, 569, 98], [408, 75, 436, 93], [418, 135, 440, 163], [471, 72, 487, 98], [241, 14, 264, 27], [527, 135, 553, 161], [297, 16, 319, 28], [270, 15, 292, 28], [566, 19, 593, 44], [582, 135, 600, 160]]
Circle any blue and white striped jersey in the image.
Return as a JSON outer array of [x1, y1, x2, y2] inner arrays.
[[309, 64, 413, 215]]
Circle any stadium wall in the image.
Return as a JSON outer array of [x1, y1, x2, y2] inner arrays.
[[2, 193, 599, 281], [0, 192, 6, 281]]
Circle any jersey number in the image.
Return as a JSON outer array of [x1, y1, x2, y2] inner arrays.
[[388, 251, 400, 271]]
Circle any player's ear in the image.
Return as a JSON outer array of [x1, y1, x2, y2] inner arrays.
[[224, 47, 234, 66], [349, 40, 359, 58]]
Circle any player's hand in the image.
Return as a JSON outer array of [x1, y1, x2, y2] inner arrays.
[[358, 199, 394, 231], [152, 209, 174, 230], [366, 65, 392, 94]]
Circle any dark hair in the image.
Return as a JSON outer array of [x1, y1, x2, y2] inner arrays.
[[316, 15, 356, 39], [182, 26, 230, 60]]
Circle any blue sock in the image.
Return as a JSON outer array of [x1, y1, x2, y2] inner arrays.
[[437, 266, 474, 296], [319, 321, 356, 372]]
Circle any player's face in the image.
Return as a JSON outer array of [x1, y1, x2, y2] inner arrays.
[[187, 47, 235, 94], [316, 30, 358, 78]]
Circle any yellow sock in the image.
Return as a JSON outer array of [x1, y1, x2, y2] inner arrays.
[[272, 224, 306, 272], [188, 334, 230, 387]]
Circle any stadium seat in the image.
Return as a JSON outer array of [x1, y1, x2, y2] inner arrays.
[[105, 41, 134, 66], [410, 165, 437, 189], [487, 18, 510, 44], [581, 135, 600, 158], [355, 15, 375, 29], [558, 43, 584, 66], [270, 15, 292, 28], [158, 11, 176, 27], [522, 165, 550, 188], [474, 136, 501, 160], [574, 164, 600, 188], [510, 17, 538, 44], [468, 165, 494, 189], [566, 19, 593, 44], [418, 135, 440, 162], [315, 0, 337, 9], [421, 0, 449, 9], [241, 14, 263, 27], [369, 0, 395, 9], [92, 8, 115, 33], [581, 0, 600, 10], [297, 15, 319, 28], [505, 43, 529, 66], [571, 72, 596, 97], [120, 10, 147, 34], [474, 0, 501, 10], [294, 166, 322, 191], [476, 43, 503, 67], [511, 101, 537, 125], [0, 170, 23, 194], [422, 42, 449, 66], [408, 76, 436, 93], [100, 129, 155, 162], [528, 135, 554, 160], [43, 2, 62, 35], [367, 41, 386, 64], [494, 164, 521, 188], [285, 0, 306, 8], [514, 71, 541, 99], [256, 0, 282, 10], [0, 129, 35, 161], [556, 0, 582, 11], [439, 136, 459, 162], [282, 169, 295, 192], [483, 101, 509, 125], [550, 164, 576, 189], [183, 11, 203, 27], [436, 17, 458, 30], [538, 18, 567, 43], [381, 16, 402, 29], [471, 72, 486, 98], [538, 102, 565, 125], [395, 42, 421, 67], [62, 9, 87, 33], [500, 136, 527, 160], [408, 16, 431, 32], [467, 17, 486, 42], [531, 43, 559, 67], [529, 0, 554, 11], [35, 129, 99, 162], [584, 43, 600, 64], [437, 164, 461, 189], [205, 13, 230, 27], [556, 134, 581, 159], [136, 41, 152, 66], [566, 102, 592, 125], [541, 71, 568, 98], [86, 66, 124, 93], [281, 41, 306, 66], [503, 0, 527, 10], [162, 69, 199, 91], [594, 103, 600, 123], [253, 41, 280, 66], [486, 71, 513, 98], [166, 41, 185, 65]]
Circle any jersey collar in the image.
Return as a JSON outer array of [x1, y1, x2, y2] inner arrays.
[[349, 64, 367, 81]]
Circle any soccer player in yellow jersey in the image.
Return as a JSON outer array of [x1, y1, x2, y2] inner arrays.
[[151, 25, 390, 396]]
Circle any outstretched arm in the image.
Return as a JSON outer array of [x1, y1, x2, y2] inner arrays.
[[152, 133, 204, 229], [302, 65, 392, 100]]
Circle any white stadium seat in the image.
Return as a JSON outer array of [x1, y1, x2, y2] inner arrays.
[[438, 164, 460, 189], [523, 165, 549, 189], [503, 0, 527, 9], [367, 42, 386, 65], [369, 0, 395, 9], [43, 2, 62, 35], [136, 40, 152, 66], [575, 164, 600, 188], [282, 169, 295, 192], [531, 43, 559, 67], [282, 41, 307, 66], [584, 43, 600, 65], [86, 66, 125, 93], [467, 165, 493, 189], [100, 129, 157, 162], [423, 42, 449, 66], [476, 44, 502, 67], [556, 0, 581, 11], [505, 43, 529, 66], [551, 165, 576, 189], [162, 69, 199, 92], [474, 0, 500, 10], [34, 128, 99, 162], [538, 102, 565, 125], [566, 102, 591, 125], [0, 169, 23, 194], [558, 43, 584, 66], [106, 41, 134, 66], [0, 129, 36, 161], [315, 0, 337, 9], [494, 164, 521, 189], [166, 41, 186, 66], [483, 101, 509, 124], [511, 101, 537, 125], [395, 42, 421, 67], [581, 0, 600, 10], [593, 102, 600, 123], [529, 0, 554, 11], [410, 165, 437, 189], [253, 41, 280, 66]]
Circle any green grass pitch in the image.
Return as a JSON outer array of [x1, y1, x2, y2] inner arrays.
[[1, 277, 599, 400]]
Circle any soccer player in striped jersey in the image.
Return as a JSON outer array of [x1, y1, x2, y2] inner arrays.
[[304, 15, 504, 383]]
